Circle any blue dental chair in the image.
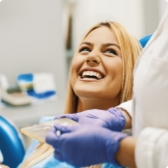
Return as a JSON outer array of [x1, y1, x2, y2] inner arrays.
[[0, 116, 25, 168], [139, 34, 152, 48]]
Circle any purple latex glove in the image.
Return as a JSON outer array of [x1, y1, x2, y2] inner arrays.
[[46, 123, 128, 167], [55, 108, 126, 132]]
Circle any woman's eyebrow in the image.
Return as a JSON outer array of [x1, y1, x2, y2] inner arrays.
[[80, 42, 120, 50], [81, 42, 93, 46], [103, 43, 120, 50]]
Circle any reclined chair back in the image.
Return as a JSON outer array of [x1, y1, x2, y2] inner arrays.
[[0, 116, 25, 168]]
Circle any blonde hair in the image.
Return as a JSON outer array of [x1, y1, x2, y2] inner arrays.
[[64, 21, 142, 113], [20, 22, 142, 168]]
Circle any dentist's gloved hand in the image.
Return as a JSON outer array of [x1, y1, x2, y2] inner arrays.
[[46, 123, 127, 167], [54, 108, 126, 132]]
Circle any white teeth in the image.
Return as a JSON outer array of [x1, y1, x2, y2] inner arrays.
[[81, 71, 102, 79]]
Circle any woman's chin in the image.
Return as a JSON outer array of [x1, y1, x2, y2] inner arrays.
[[75, 90, 103, 98]]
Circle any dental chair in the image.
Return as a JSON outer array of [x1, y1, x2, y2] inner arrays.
[[0, 116, 25, 168], [139, 34, 152, 48]]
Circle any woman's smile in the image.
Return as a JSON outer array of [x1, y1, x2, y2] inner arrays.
[[79, 68, 105, 81]]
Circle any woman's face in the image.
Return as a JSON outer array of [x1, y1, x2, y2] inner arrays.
[[70, 26, 123, 101]]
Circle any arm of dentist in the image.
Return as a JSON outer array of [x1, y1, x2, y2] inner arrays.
[[55, 100, 133, 132], [46, 123, 136, 168]]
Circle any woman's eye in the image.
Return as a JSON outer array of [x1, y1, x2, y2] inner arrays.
[[79, 47, 91, 53], [105, 49, 117, 56]]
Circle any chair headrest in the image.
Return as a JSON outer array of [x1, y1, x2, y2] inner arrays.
[[0, 116, 25, 168], [139, 35, 152, 48]]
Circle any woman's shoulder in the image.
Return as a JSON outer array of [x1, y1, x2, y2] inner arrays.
[[102, 163, 124, 168], [32, 154, 76, 168]]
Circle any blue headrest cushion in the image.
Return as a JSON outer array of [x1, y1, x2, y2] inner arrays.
[[139, 35, 152, 48], [0, 116, 25, 168]]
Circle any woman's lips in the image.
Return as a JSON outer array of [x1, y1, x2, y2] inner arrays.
[[81, 70, 103, 79], [78, 75, 104, 81], [79, 69, 105, 80]]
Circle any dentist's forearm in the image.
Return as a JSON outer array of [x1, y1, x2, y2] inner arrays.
[[115, 136, 137, 168]]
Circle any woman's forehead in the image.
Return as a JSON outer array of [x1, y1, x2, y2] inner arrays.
[[82, 26, 118, 45]]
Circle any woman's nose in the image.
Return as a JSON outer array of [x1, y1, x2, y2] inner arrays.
[[86, 56, 100, 67]]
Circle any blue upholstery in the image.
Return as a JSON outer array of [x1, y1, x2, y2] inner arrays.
[[0, 116, 25, 168], [139, 35, 152, 48]]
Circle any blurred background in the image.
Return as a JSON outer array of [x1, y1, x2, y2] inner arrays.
[[0, 0, 167, 151]]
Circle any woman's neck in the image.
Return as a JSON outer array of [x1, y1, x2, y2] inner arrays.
[[77, 97, 120, 112]]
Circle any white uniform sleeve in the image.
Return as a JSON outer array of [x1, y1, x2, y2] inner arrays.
[[135, 127, 168, 168], [116, 100, 133, 135], [116, 100, 132, 117]]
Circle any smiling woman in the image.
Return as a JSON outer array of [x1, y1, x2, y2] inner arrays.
[[71, 26, 123, 111], [19, 22, 142, 168], [65, 22, 141, 114]]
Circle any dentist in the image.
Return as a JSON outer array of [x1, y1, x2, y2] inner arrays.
[[46, 6, 168, 168]]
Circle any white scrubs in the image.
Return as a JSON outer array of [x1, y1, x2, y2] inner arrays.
[[133, 6, 168, 168]]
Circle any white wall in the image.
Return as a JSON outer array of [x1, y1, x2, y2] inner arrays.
[[158, 0, 168, 19], [72, 0, 145, 51], [0, 0, 66, 99], [141, 0, 168, 38]]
